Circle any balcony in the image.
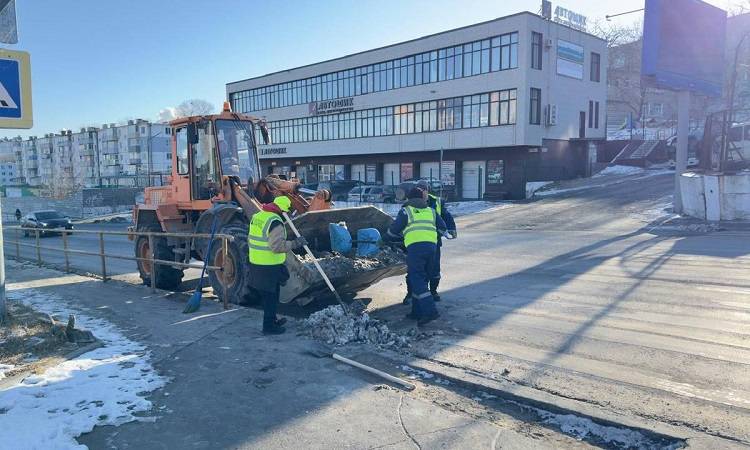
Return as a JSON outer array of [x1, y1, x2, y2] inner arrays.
[[25, 160, 38, 169], [79, 148, 95, 157], [129, 158, 142, 165], [101, 146, 119, 155]]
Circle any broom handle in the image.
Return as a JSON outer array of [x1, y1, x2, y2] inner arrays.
[[282, 212, 347, 311], [332, 353, 416, 391]]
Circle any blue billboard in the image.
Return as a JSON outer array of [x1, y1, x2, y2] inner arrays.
[[642, 0, 727, 97]]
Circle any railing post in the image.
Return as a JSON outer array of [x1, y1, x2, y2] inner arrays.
[[15, 227, 19, 259], [35, 229, 41, 266], [148, 234, 156, 293], [62, 230, 70, 273], [99, 232, 107, 281], [222, 236, 229, 310]]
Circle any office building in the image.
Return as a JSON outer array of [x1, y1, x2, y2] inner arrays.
[[227, 12, 607, 199]]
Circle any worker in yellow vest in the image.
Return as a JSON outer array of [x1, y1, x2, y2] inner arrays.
[[248, 196, 307, 335], [387, 187, 447, 325]]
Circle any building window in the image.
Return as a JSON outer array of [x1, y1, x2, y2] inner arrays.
[[594, 101, 600, 129], [590, 52, 601, 82], [230, 32, 519, 113], [487, 160, 504, 184], [529, 88, 541, 125], [588, 101, 594, 128], [531, 32, 543, 70], [646, 102, 663, 118], [261, 89, 516, 145]]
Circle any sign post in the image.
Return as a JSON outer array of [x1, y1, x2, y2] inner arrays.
[[674, 90, 690, 213]]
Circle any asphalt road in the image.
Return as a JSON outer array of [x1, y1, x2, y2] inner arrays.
[[4, 170, 750, 447], [2, 222, 203, 287], [364, 171, 750, 444]]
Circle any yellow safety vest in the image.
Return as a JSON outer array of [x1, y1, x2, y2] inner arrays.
[[248, 211, 287, 265], [428, 193, 443, 216], [403, 206, 438, 247]]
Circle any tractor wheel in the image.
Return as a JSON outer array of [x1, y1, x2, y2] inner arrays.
[[207, 224, 256, 305], [135, 224, 184, 290]]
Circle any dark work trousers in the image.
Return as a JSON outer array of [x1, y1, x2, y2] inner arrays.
[[406, 242, 438, 319], [405, 240, 443, 297], [259, 284, 281, 330], [429, 245, 441, 293]]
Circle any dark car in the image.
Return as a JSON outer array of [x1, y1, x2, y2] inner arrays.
[[21, 210, 73, 237], [316, 180, 368, 201]]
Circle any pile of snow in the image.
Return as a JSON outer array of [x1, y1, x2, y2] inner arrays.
[[593, 165, 645, 178], [526, 181, 554, 198], [302, 305, 410, 348], [0, 288, 167, 449], [446, 201, 512, 217], [0, 364, 16, 381]]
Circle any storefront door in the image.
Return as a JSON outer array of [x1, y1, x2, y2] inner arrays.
[[462, 161, 486, 199]]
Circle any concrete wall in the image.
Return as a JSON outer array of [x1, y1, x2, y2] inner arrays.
[[680, 172, 750, 221], [1, 191, 84, 219]]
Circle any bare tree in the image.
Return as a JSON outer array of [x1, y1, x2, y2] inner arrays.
[[589, 19, 642, 49], [175, 99, 215, 118]]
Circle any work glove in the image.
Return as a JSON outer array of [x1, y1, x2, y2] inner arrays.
[[293, 236, 308, 248], [448, 230, 457, 239]]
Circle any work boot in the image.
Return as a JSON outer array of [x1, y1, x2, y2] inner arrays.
[[402, 292, 411, 305], [429, 279, 441, 302], [417, 312, 440, 326], [262, 324, 286, 335], [274, 317, 287, 326]]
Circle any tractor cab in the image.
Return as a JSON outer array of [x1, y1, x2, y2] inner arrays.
[[168, 103, 268, 207]]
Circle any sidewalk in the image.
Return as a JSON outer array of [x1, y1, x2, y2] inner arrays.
[[2, 262, 587, 449]]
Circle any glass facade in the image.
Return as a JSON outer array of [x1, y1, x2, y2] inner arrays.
[[230, 32, 519, 113], [261, 89, 517, 145]]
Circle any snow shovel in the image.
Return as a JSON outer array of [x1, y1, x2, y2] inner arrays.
[[183, 215, 220, 314], [306, 343, 415, 391], [282, 212, 353, 315]]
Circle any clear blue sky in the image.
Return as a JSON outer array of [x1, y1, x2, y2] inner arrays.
[[0, 0, 737, 138]]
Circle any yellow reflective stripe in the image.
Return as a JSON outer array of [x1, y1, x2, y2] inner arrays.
[[248, 243, 271, 251]]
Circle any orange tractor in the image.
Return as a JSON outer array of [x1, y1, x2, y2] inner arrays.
[[132, 103, 404, 305]]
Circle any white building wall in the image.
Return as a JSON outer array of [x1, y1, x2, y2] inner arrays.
[[227, 12, 607, 161]]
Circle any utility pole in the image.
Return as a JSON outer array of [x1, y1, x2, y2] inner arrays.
[[724, 31, 750, 171], [0, 199, 5, 322]]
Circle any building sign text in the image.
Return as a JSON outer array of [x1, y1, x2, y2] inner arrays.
[[308, 97, 354, 116], [553, 5, 587, 31], [260, 147, 287, 156]]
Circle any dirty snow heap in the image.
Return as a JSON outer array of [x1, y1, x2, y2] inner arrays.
[[302, 305, 410, 348]]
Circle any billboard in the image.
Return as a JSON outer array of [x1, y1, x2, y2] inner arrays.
[[557, 40, 584, 79], [642, 0, 727, 97]]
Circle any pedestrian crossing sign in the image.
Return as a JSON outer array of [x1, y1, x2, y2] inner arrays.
[[0, 48, 31, 128]]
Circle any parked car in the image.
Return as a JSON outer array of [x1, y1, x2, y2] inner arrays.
[[21, 210, 73, 237], [347, 185, 396, 203], [396, 178, 445, 201], [317, 180, 368, 201]]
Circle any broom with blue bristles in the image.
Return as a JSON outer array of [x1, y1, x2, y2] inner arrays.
[[183, 215, 220, 314]]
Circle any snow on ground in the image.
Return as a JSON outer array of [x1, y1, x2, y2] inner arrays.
[[525, 181, 553, 198], [535, 168, 672, 198], [446, 201, 513, 217], [333, 200, 512, 218], [0, 288, 167, 450], [631, 195, 677, 225], [0, 364, 16, 380], [504, 399, 670, 448], [593, 165, 645, 178]]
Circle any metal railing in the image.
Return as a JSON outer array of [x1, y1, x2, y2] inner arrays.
[[3, 226, 236, 309]]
